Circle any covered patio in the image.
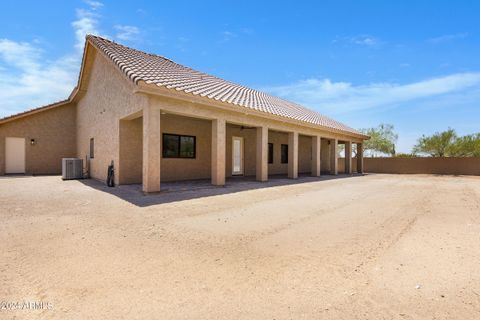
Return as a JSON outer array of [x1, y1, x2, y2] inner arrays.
[[117, 100, 365, 193]]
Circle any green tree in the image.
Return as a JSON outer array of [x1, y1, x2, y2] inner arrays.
[[412, 129, 480, 157], [413, 129, 457, 157], [449, 133, 480, 157], [360, 124, 398, 157]]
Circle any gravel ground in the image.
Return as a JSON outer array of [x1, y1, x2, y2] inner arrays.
[[1, 174, 480, 319]]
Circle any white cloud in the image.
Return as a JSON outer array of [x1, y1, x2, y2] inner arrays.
[[240, 27, 254, 35], [72, 3, 101, 51], [333, 34, 382, 47], [351, 35, 380, 46], [0, 1, 105, 117], [265, 72, 480, 115], [0, 39, 78, 117], [220, 31, 236, 42], [0, 0, 145, 118], [427, 33, 468, 44], [265, 73, 480, 153], [218, 28, 252, 43], [114, 25, 141, 41], [0, 40, 40, 70], [83, 0, 103, 10]]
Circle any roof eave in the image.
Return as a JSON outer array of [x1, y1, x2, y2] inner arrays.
[[135, 81, 368, 140]]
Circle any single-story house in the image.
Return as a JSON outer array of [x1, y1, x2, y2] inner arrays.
[[0, 35, 368, 192]]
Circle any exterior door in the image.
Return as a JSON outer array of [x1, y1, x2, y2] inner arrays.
[[5, 137, 26, 174], [232, 136, 244, 175]]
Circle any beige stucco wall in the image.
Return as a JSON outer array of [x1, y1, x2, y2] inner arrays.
[[118, 117, 323, 183], [225, 129, 313, 177], [225, 127, 312, 177], [338, 157, 358, 173], [320, 138, 331, 173], [117, 113, 212, 183], [0, 103, 76, 175], [363, 157, 480, 175], [76, 48, 146, 184], [298, 135, 312, 174], [337, 156, 480, 176], [161, 114, 212, 182], [119, 117, 143, 184]]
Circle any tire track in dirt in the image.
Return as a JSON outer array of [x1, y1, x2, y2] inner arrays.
[[2, 245, 56, 319], [344, 177, 480, 319], [325, 180, 438, 319], [172, 176, 402, 247]]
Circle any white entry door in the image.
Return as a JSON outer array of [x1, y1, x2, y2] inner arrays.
[[232, 136, 244, 175], [5, 137, 26, 174]]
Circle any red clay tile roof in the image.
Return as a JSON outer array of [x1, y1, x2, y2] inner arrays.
[[87, 35, 365, 137]]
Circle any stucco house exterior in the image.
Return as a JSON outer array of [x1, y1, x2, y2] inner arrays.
[[0, 35, 368, 192]]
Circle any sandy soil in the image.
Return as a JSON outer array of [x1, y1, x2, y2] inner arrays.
[[1, 174, 480, 319]]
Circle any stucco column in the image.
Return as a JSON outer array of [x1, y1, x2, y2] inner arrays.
[[345, 141, 352, 174], [211, 118, 226, 186], [330, 138, 338, 175], [288, 131, 298, 179], [311, 135, 321, 177], [142, 106, 161, 193], [357, 142, 364, 174], [256, 126, 268, 182]]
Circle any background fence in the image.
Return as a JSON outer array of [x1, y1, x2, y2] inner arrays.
[[338, 157, 480, 176]]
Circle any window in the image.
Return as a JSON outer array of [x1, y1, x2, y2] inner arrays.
[[90, 138, 94, 159], [268, 143, 273, 164], [162, 133, 196, 158], [281, 144, 288, 164]]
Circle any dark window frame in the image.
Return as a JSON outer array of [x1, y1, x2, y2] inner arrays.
[[281, 144, 288, 164], [162, 133, 196, 159], [90, 138, 94, 159], [268, 143, 274, 164]]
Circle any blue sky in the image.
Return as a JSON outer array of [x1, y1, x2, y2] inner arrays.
[[1, 0, 479, 152]]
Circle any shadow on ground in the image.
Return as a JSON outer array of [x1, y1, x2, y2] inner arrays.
[[77, 174, 364, 207]]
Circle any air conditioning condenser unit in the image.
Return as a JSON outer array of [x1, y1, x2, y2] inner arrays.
[[62, 158, 83, 180]]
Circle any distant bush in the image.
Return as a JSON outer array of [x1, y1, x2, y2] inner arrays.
[[394, 153, 418, 158]]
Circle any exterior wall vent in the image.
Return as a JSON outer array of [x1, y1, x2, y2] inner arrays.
[[62, 158, 83, 180]]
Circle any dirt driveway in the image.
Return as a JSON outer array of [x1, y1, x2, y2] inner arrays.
[[1, 174, 480, 319]]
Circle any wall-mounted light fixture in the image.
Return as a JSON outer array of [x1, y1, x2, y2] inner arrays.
[[30, 138, 36, 145]]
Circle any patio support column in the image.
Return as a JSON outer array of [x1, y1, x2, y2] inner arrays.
[[311, 135, 321, 177], [345, 141, 352, 174], [211, 118, 226, 186], [256, 126, 268, 182], [288, 131, 298, 179], [330, 138, 338, 175], [357, 143, 364, 174], [142, 105, 161, 193]]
